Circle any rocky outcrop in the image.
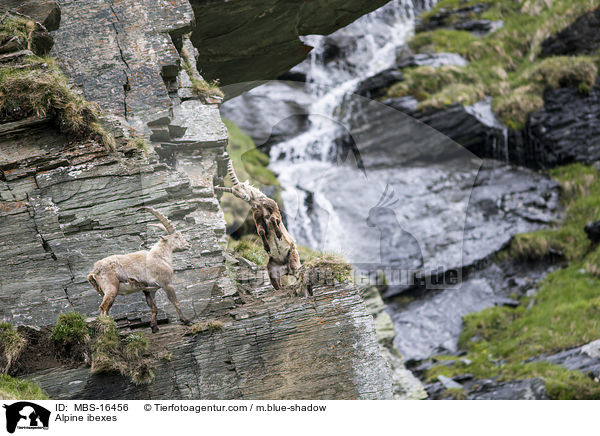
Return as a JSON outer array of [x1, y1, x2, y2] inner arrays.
[[425, 376, 549, 400], [29, 273, 393, 399], [415, 3, 503, 35], [522, 79, 600, 168], [0, 0, 396, 399], [188, 0, 390, 88], [541, 7, 600, 57]]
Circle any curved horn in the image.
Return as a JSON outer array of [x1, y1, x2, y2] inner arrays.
[[140, 206, 175, 234], [227, 160, 241, 186]]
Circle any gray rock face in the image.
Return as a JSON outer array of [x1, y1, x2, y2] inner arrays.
[[396, 53, 468, 69], [188, 0, 391, 88], [527, 340, 600, 380], [0, 0, 396, 400], [523, 80, 600, 168], [29, 280, 393, 400], [425, 376, 549, 399], [541, 7, 600, 57]]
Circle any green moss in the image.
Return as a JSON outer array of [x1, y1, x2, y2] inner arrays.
[[190, 320, 224, 335], [228, 234, 268, 266], [0, 54, 115, 150], [180, 45, 224, 99], [123, 333, 148, 361], [440, 387, 467, 400], [51, 312, 89, 343], [424, 264, 600, 399], [0, 322, 25, 373], [507, 164, 600, 261], [389, 0, 600, 129], [303, 252, 353, 283], [0, 14, 32, 42], [127, 136, 150, 153], [0, 374, 48, 400], [90, 317, 155, 385]]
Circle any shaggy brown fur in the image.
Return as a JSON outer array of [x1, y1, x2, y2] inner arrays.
[[216, 161, 302, 292]]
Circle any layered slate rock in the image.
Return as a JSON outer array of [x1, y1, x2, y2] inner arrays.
[[0, 0, 396, 399], [522, 79, 600, 168], [541, 7, 600, 57], [188, 0, 391, 87], [29, 279, 393, 400]]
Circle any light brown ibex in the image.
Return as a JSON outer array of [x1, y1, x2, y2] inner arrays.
[[215, 161, 302, 291], [87, 207, 191, 332]]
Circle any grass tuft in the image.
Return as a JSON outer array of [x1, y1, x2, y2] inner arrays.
[[0, 322, 25, 373], [388, 0, 600, 129], [51, 312, 89, 343], [0, 374, 48, 400]]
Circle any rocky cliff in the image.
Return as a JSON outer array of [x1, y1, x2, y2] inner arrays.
[[0, 0, 401, 399]]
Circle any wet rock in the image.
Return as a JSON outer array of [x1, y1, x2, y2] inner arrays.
[[528, 340, 600, 379], [437, 375, 463, 389], [585, 220, 600, 243], [383, 97, 507, 161], [0, 0, 61, 31], [396, 53, 468, 69], [188, 0, 391, 88], [466, 378, 548, 400], [220, 81, 311, 151], [355, 68, 405, 99], [541, 7, 600, 56], [454, 19, 503, 36], [388, 262, 557, 361], [415, 3, 490, 33], [524, 79, 600, 168]]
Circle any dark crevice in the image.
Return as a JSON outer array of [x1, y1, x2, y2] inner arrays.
[[109, 2, 130, 120], [62, 287, 74, 307], [26, 194, 58, 261]]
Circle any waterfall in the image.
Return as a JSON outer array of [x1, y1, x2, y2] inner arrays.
[[268, 0, 426, 252]]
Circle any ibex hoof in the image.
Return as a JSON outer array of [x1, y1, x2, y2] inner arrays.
[[151, 325, 159, 333], [181, 318, 191, 326]]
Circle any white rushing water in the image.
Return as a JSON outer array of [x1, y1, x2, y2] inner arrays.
[[268, 0, 430, 252]]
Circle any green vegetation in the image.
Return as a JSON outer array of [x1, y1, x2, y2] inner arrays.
[[127, 136, 150, 153], [0, 323, 25, 373], [90, 316, 155, 385], [51, 312, 89, 343], [508, 164, 600, 261], [0, 16, 115, 150], [387, 0, 600, 128], [427, 163, 600, 399], [302, 251, 353, 283], [228, 234, 268, 265], [180, 45, 224, 100], [190, 320, 224, 335], [425, 265, 600, 398], [0, 374, 48, 400]]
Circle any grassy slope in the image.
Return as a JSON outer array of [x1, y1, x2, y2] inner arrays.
[[0, 375, 48, 400], [387, 0, 600, 128], [426, 164, 600, 399]]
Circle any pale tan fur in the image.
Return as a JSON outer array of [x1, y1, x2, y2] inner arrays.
[[87, 207, 191, 332]]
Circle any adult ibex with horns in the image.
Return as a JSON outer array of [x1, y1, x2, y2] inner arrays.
[[87, 207, 191, 332], [215, 161, 302, 291]]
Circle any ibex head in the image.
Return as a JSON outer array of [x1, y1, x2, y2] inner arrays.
[[215, 160, 263, 205], [140, 206, 190, 252]]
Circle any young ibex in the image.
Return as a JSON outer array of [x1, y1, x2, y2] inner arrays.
[[87, 207, 191, 332], [215, 160, 302, 291]]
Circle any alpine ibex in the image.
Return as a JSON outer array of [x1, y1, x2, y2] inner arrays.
[[87, 207, 191, 332], [215, 161, 302, 291]]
